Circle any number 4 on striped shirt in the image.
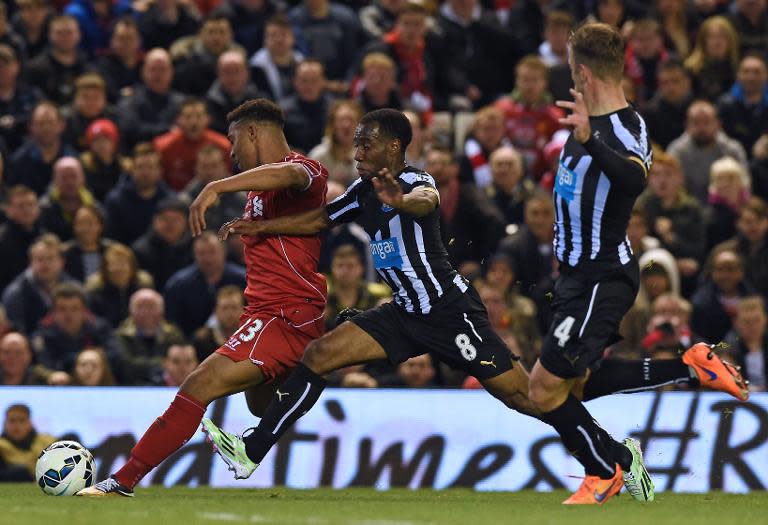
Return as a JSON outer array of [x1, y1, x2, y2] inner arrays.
[[553, 316, 576, 348]]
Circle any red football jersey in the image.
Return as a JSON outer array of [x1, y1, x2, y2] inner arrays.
[[240, 152, 328, 312]]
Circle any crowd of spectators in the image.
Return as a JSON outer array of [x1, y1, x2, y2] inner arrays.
[[0, 0, 767, 392]]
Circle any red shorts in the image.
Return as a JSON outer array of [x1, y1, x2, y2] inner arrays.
[[216, 303, 325, 380]]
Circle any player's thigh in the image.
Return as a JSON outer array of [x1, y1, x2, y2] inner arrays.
[[332, 301, 421, 372], [480, 364, 541, 418], [538, 275, 629, 379], [302, 320, 389, 374], [416, 290, 516, 381], [181, 353, 267, 404]]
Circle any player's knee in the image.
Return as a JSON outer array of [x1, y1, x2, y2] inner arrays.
[[302, 338, 335, 374], [528, 378, 556, 411], [180, 364, 225, 405]]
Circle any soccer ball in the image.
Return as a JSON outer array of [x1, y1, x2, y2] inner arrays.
[[35, 441, 95, 496]]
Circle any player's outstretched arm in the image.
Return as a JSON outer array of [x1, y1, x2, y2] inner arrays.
[[557, 89, 647, 196], [218, 207, 330, 240], [190, 162, 310, 235], [373, 168, 439, 217]]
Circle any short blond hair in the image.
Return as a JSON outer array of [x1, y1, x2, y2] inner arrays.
[[709, 156, 750, 189], [363, 52, 396, 73]]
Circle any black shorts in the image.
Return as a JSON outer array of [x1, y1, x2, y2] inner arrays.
[[539, 262, 639, 379], [350, 287, 518, 380]]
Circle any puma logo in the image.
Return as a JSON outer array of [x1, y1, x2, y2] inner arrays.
[[480, 356, 496, 368], [276, 389, 289, 402]]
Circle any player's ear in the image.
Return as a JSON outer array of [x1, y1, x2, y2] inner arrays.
[[390, 138, 401, 155]]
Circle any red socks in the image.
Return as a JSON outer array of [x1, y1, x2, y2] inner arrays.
[[114, 392, 206, 489]]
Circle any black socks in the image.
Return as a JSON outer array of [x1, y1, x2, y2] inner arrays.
[[243, 363, 327, 463], [540, 394, 631, 478], [583, 357, 696, 401]]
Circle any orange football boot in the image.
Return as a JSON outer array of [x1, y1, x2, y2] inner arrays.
[[563, 465, 623, 505], [682, 343, 749, 401]]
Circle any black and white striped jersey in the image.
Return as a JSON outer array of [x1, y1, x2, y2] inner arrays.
[[553, 106, 652, 276], [325, 167, 469, 314]]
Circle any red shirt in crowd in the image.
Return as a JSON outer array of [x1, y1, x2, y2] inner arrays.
[[495, 97, 563, 181], [154, 128, 231, 191]]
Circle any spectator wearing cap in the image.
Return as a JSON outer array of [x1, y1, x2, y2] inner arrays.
[[0, 186, 43, 293], [206, 49, 268, 134], [249, 14, 302, 106], [26, 14, 88, 105], [117, 48, 185, 148], [11, 0, 52, 62], [164, 231, 245, 336], [63, 0, 133, 56], [79, 118, 130, 202], [172, 15, 242, 97], [0, 44, 42, 152], [2, 233, 77, 334], [93, 16, 143, 103], [282, 59, 332, 153], [288, 0, 363, 82], [32, 282, 116, 381], [104, 142, 173, 245], [8, 101, 77, 197], [138, 0, 201, 51], [62, 73, 120, 152], [39, 156, 96, 241], [132, 198, 194, 290], [154, 97, 230, 192]]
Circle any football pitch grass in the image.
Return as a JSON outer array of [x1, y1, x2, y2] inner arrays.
[[3, 485, 768, 525]]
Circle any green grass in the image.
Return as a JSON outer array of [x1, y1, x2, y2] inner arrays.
[[2, 485, 767, 525]]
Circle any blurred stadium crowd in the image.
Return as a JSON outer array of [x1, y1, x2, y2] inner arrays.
[[0, 0, 767, 392]]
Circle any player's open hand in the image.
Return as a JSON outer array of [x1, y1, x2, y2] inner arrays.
[[189, 183, 219, 236], [556, 89, 591, 144], [372, 168, 404, 209], [218, 218, 262, 240]]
